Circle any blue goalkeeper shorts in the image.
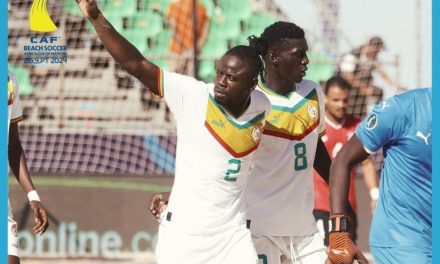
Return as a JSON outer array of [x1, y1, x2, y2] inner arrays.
[[371, 246, 431, 264]]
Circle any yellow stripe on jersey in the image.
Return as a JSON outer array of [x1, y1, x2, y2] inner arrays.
[[263, 89, 320, 140], [205, 95, 266, 158], [8, 78, 14, 105]]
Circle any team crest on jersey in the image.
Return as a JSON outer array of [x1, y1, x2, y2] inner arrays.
[[365, 113, 377, 130], [307, 104, 318, 119], [8, 78, 14, 105], [263, 89, 320, 140], [205, 95, 266, 157], [251, 126, 262, 142]]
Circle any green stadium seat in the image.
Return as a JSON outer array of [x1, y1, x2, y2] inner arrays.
[[230, 34, 249, 46], [219, 0, 251, 21], [244, 13, 277, 36], [149, 30, 172, 69], [145, 0, 171, 14], [210, 14, 241, 40], [125, 10, 163, 37], [107, 13, 125, 32], [10, 66, 35, 96], [306, 53, 335, 84], [151, 29, 173, 55], [103, 0, 137, 17], [201, 34, 228, 58], [61, 0, 83, 16]]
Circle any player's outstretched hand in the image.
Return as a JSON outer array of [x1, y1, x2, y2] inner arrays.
[[327, 232, 369, 264], [149, 192, 170, 220], [75, 0, 101, 20], [30, 201, 49, 235]]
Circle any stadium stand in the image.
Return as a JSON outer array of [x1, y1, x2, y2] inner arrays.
[[7, 0, 340, 175]]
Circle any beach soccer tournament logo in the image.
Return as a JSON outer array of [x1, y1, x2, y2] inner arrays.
[[24, 0, 68, 65], [30, 0, 58, 32]]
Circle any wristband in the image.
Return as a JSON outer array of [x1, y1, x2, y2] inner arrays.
[[329, 214, 351, 233], [27, 190, 40, 202], [369, 187, 379, 200]]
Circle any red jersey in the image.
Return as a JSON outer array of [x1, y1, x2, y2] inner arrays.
[[313, 115, 360, 212]]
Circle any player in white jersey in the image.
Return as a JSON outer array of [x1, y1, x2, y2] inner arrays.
[[76, 1, 271, 263], [246, 22, 332, 264], [8, 70, 49, 264], [150, 22, 334, 264]]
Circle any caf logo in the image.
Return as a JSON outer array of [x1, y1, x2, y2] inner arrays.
[[30, 0, 58, 32]]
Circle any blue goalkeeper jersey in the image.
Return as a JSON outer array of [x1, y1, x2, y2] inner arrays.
[[356, 88, 432, 251]]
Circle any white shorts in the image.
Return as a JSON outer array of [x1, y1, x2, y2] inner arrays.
[[156, 224, 258, 264], [8, 217, 19, 257], [252, 232, 327, 264]]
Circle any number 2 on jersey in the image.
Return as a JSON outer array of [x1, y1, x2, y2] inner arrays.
[[224, 159, 241, 182], [294, 143, 307, 171]]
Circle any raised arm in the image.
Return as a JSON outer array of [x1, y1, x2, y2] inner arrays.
[[76, 0, 160, 94]]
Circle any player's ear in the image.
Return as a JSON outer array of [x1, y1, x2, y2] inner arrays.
[[268, 50, 279, 65]]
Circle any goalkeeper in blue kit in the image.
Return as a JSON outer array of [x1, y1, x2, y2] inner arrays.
[[327, 88, 432, 264]]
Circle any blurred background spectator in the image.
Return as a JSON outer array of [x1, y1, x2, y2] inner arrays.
[[337, 36, 404, 119], [166, 0, 209, 76]]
